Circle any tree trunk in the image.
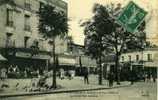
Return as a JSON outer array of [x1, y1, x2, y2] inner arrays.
[[52, 38, 57, 88], [115, 52, 120, 85], [79, 55, 82, 75], [98, 56, 102, 85]]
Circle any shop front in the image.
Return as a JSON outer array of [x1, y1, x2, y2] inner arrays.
[[75, 56, 97, 76], [49, 54, 76, 78], [1, 48, 51, 78]]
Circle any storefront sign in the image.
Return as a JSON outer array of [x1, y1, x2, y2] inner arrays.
[[15, 52, 31, 58], [58, 57, 76, 65], [32, 54, 51, 60]]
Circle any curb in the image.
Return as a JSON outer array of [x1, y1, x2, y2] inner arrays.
[[0, 84, 131, 98]]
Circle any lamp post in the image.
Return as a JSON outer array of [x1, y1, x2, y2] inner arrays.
[[141, 40, 146, 78]]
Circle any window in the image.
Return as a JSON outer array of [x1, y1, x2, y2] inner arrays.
[[6, 33, 13, 47], [24, 0, 31, 9], [35, 41, 39, 49], [128, 55, 131, 62], [24, 15, 31, 31], [6, 9, 14, 27], [136, 55, 139, 61], [24, 36, 29, 48], [39, 2, 44, 10], [147, 54, 152, 61]]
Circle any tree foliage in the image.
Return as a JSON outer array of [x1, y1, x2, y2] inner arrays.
[[81, 3, 147, 84], [82, 3, 147, 57], [38, 4, 68, 39]]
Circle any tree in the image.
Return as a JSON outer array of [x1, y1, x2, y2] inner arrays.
[[38, 4, 68, 88], [81, 4, 114, 85], [81, 3, 146, 85]]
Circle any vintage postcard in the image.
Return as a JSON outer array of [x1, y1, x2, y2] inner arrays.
[[0, 0, 157, 100]]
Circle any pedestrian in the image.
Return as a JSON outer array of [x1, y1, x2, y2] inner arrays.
[[59, 68, 64, 80], [145, 73, 148, 82], [108, 72, 114, 87], [24, 69, 27, 78], [67, 70, 72, 80], [130, 70, 135, 85], [142, 73, 145, 82], [147, 74, 151, 82], [8, 65, 14, 73], [38, 76, 47, 87], [84, 68, 89, 84], [0, 67, 7, 81], [152, 74, 156, 83]]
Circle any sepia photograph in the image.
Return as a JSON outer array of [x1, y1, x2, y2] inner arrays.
[[0, 0, 157, 100]]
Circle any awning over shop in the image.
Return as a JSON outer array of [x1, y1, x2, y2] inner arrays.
[[32, 55, 51, 60], [15, 51, 51, 60], [58, 57, 76, 66], [76, 56, 97, 68], [0, 54, 7, 61], [15, 52, 31, 58], [50, 54, 76, 66]]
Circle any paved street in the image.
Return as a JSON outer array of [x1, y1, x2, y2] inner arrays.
[[1, 82, 157, 100], [0, 75, 130, 95]]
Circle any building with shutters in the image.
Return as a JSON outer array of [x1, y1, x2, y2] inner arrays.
[[103, 48, 158, 80], [0, 0, 74, 78]]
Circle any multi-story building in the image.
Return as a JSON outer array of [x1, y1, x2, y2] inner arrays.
[[0, 0, 71, 77], [103, 48, 158, 80], [120, 48, 158, 76], [68, 43, 97, 75]]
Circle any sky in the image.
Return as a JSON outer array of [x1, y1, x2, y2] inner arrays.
[[62, 0, 68, 2], [68, 0, 158, 45]]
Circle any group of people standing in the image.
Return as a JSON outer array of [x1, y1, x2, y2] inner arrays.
[[0, 65, 20, 80], [58, 68, 90, 84]]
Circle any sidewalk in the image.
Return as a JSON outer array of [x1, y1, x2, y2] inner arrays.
[[0, 75, 131, 97]]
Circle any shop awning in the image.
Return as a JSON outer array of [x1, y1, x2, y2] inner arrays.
[[0, 54, 7, 61], [15, 52, 51, 60], [58, 57, 76, 66], [32, 55, 51, 60], [76, 56, 97, 68], [50, 55, 76, 66]]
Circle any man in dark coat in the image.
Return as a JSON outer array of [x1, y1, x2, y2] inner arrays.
[[108, 72, 114, 87], [84, 68, 89, 84]]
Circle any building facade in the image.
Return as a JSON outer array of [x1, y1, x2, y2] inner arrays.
[[103, 48, 158, 80], [0, 0, 69, 78], [120, 48, 158, 79], [68, 43, 97, 75]]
